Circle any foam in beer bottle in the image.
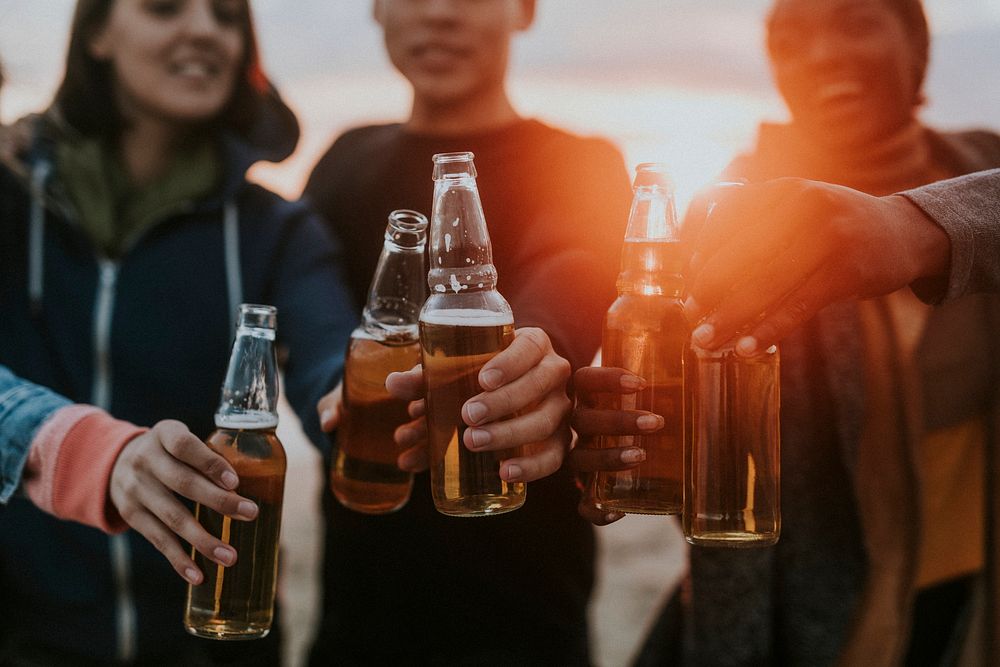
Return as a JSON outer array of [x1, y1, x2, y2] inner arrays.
[[419, 151, 522, 517], [586, 163, 689, 515], [331, 209, 428, 514], [184, 304, 286, 639]]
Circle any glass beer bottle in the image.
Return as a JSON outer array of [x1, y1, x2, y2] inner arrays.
[[419, 151, 522, 517], [684, 343, 781, 546], [184, 304, 286, 639], [331, 209, 428, 514], [587, 163, 688, 515]]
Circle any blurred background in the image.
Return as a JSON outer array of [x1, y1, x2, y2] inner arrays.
[[1, 2, 998, 665]]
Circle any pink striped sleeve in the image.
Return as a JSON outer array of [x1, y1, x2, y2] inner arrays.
[[25, 405, 147, 533]]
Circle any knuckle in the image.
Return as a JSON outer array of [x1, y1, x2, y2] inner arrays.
[[519, 327, 548, 357], [162, 506, 188, 533], [173, 472, 196, 499]]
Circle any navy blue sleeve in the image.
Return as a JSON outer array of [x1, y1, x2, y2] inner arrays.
[[267, 204, 359, 455]]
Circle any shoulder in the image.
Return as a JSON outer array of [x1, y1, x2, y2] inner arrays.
[[927, 127, 1000, 172], [526, 120, 625, 163]]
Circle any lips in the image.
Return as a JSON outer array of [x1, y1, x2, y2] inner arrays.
[[409, 42, 470, 69], [812, 80, 865, 106]]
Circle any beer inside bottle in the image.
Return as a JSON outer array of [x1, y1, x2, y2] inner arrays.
[[421, 309, 521, 516], [185, 420, 286, 639], [333, 332, 421, 513], [332, 210, 427, 514], [184, 304, 286, 639], [684, 344, 780, 547], [589, 163, 688, 515]]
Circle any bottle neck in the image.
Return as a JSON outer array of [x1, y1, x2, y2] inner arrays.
[[215, 325, 279, 429], [364, 233, 426, 343], [616, 239, 685, 298], [427, 175, 499, 296]]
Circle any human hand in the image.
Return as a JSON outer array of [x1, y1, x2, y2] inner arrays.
[[683, 178, 950, 355], [387, 327, 573, 483], [317, 382, 343, 432], [109, 420, 258, 586], [0, 113, 38, 177], [569, 366, 663, 525]]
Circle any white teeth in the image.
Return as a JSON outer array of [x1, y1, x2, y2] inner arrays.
[[174, 61, 213, 77], [815, 81, 864, 102]]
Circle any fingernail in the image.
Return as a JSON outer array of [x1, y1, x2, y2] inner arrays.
[[505, 463, 523, 481], [214, 547, 235, 566], [692, 323, 715, 347], [619, 374, 645, 391], [320, 409, 333, 428], [467, 428, 492, 449], [480, 368, 504, 390], [185, 568, 202, 585], [221, 471, 238, 490], [465, 401, 487, 424], [636, 415, 663, 431], [736, 336, 758, 357], [621, 447, 646, 464], [237, 501, 258, 520]]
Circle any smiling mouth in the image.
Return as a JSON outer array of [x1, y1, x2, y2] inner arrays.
[[813, 81, 865, 106], [169, 60, 222, 79]]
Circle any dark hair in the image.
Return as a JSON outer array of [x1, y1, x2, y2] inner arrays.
[[52, 0, 272, 142], [883, 0, 930, 98]]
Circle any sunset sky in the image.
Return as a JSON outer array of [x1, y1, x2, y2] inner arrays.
[[2, 1, 998, 212]]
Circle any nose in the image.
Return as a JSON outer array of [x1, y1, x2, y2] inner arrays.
[[417, 0, 461, 23], [181, 0, 224, 38], [802, 33, 843, 69]]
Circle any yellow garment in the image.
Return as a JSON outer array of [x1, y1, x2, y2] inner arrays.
[[885, 290, 986, 589]]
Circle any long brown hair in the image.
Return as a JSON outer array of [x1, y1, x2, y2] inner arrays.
[[52, 0, 273, 142]]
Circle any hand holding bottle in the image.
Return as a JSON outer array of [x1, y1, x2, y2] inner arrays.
[[388, 326, 573, 483], [569, 366, 663, 525], [109, 420, 258, 585]]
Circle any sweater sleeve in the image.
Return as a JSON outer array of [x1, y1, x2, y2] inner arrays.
[[24, 405, 146, 533], [901, 168, 1000, 302]]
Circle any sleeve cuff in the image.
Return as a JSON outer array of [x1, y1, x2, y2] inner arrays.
[[25, 405, 147, 533]]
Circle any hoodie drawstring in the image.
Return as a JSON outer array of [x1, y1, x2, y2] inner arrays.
[[28, 161, 52, 316], [223, 200, 243, 331]]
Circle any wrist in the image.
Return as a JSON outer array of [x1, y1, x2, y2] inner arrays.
[[887, 194, 951, 283]]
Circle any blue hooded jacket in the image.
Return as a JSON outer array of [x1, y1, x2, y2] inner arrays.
[[0, 96, 356, 663]]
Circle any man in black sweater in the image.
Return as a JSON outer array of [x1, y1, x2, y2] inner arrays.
[[304, 1, 631, 664]]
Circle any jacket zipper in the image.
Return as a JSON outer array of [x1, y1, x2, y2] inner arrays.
[[92, 258, 138, 663]]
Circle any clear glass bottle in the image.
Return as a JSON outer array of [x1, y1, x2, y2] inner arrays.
[[587, 163, 688, 515], [184, 304, 286, 639], [419, 151, 522, 517], [331, 209, 428, 514], [684, 344, 781, 546]]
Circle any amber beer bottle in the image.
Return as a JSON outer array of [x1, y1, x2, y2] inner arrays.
[[419, 151, 522, 517], [331, 209, 428, 514], [587, 163, 688, 515], [184, 304, 286, 639]]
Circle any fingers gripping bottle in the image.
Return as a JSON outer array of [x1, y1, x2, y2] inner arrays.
[[587, 163, 688, 515], [184, 304, 286, 639], [331, 209, 428, 514], [419, 151, 523, 517]]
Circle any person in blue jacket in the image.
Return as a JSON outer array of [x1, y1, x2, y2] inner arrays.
[[0, 1, 356, 664]]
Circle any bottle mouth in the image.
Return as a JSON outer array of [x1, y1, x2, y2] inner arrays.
[[388, 209, 429, 233], [238, 304, 277, 330], [432, 151, 477, 180], [633, 162, 673, 190]]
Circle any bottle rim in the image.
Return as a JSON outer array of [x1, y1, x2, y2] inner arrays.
[[388, 209, 429, 233], [238, 303, 277, 330], [432, 151, 475, 164], [633, 162, 673, 190]]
